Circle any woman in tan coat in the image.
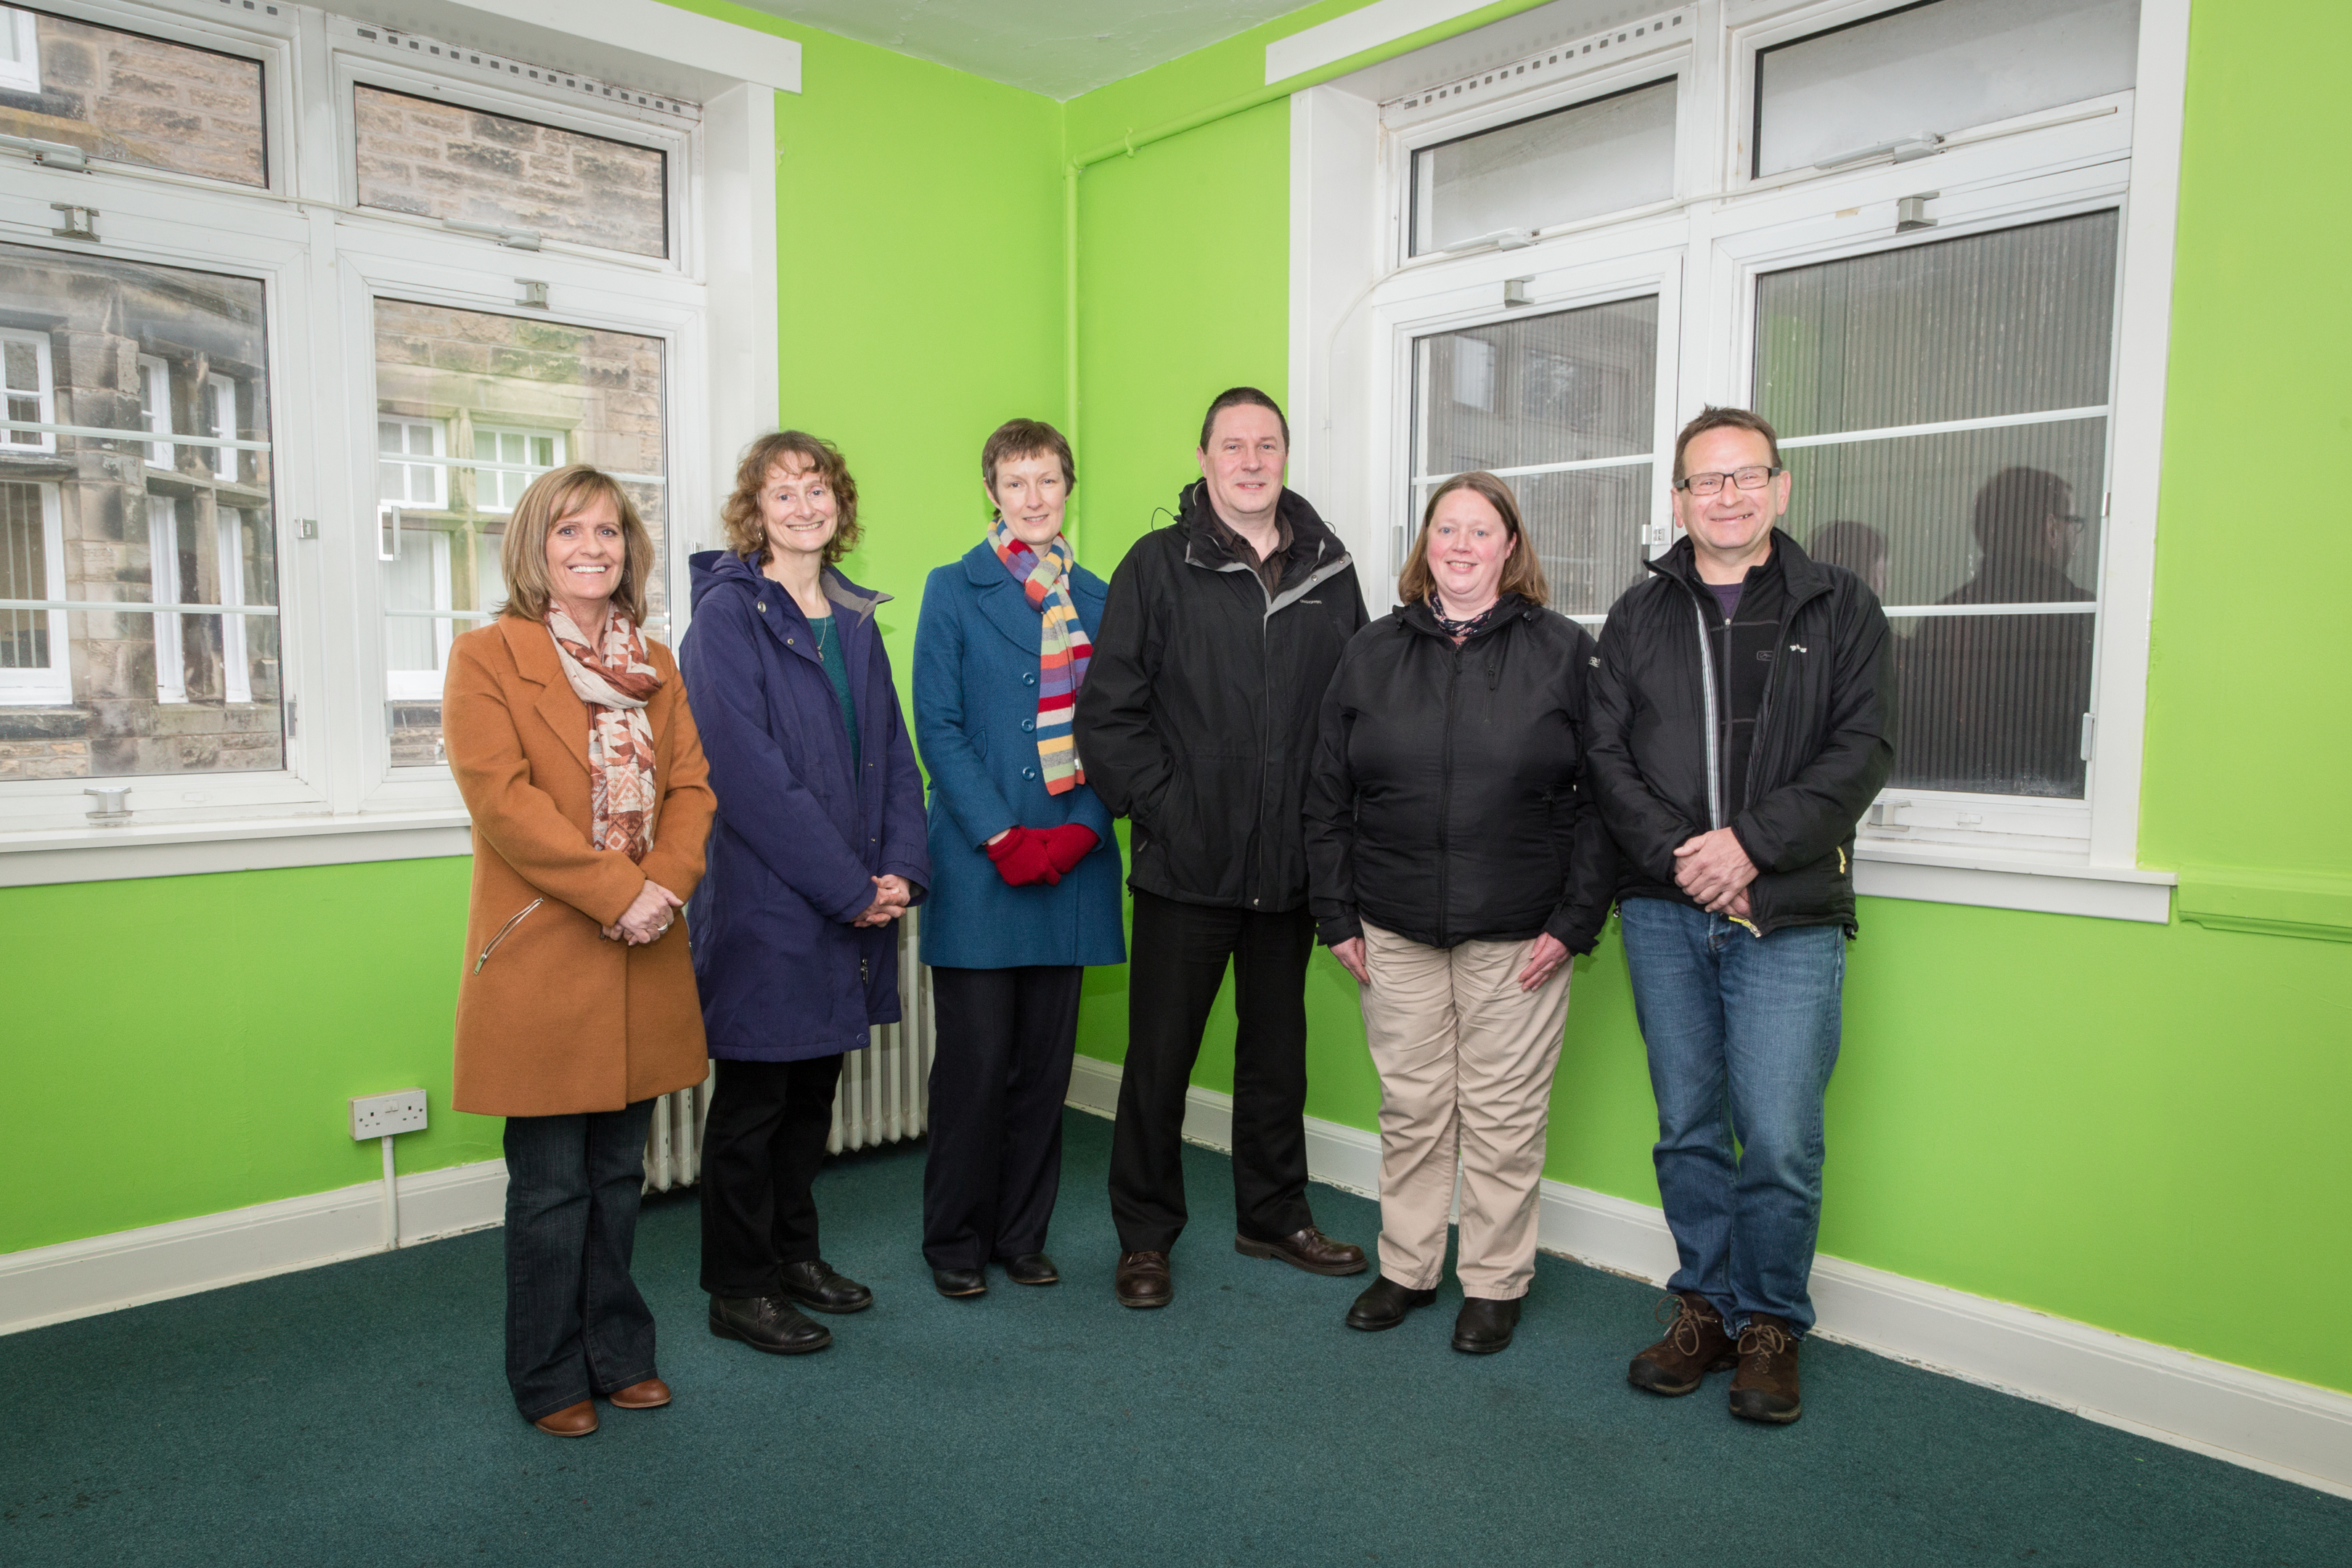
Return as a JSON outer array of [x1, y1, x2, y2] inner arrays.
[[445, 465, 715, 1438]]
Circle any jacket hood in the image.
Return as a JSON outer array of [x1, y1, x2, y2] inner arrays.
[[1175, 479, 1343, 558], [1645, 526, 1831, 601], [1396, 592, 1538, 642], [688, 548, 890, 621]]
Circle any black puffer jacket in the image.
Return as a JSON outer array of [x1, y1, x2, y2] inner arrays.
[[1074, 482, 1367, 912], [1586, 530, 1895, 936], [1305, 596, 1616, 953]]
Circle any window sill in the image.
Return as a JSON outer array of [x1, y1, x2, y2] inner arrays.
[[1855, 841, 2175, 924], [0, 810, 472, 889]]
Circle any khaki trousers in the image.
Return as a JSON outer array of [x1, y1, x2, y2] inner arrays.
[[1359, 921, 1572, 1299]]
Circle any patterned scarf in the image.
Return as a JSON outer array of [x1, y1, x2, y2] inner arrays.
[[988, 517, 1092, 795], [545, 605, 662, 862]]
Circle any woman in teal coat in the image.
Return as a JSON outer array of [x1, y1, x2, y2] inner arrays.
[[912, 418, 1124, 1299]]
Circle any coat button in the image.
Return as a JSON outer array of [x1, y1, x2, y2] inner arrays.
[[787, 637, 794, 645], [757, 602, 767, 612], [1021, 718, 1034, 732], [1022, 672, 1035, 685], [1021, 767, 1037, 780]]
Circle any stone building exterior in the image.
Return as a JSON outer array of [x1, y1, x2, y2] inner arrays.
[[0, 9, 266, 187]]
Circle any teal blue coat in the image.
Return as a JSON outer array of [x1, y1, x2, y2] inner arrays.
[[912, 543, 1126, 971]]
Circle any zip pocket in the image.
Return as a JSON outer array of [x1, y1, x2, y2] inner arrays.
[[474, 897, 545, 973]]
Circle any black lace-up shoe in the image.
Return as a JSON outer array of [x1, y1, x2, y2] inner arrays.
[[709, 1294, 831, 1355], [1345, 1276, 1437, 1331], [780, 1259, 873, 1315]]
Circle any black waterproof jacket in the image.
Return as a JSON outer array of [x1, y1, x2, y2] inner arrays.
[[1304, 596, 1617, 955], [1586, 529, 1895, 936], [1074, 481, 1367, 912]]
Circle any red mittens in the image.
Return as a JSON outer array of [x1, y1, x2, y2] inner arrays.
[[986, 826, 1061, 887], [1040, 824, 1098, 876]]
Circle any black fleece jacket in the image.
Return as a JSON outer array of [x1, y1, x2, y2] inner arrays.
[[1305, 595, 1617, 953], [1073, 481, 1367, 912], [1585, 530, 1895, 936]]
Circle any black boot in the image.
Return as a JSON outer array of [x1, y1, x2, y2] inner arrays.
[[1451, 1296, 1522, 1355], [709, 1294, 831, 1355], [1345, 1275, 1437, 1332]]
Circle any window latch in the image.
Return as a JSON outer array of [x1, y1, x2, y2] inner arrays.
[[84, 786, 133, 828], [2080, 713, 2096, 763], [442, 218, 542, 250], [515, 279, 550, 310], [2, 133, 87, 171], [50, 202, 99, 242], [1896, 192, 1940, 233], [377, 505, 402, 563]]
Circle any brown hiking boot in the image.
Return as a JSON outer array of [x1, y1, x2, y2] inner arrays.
[[1628, 1291, 1736, 1396], [1730, 1314, 1803, 1424]]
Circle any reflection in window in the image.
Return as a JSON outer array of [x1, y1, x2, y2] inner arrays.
[[0, 7, 266, 187], [373, 298, 665, 766], [1412, 78, 1676, 256], [1756, 213, 2119, 799], [1754, 0, 2140, 177], [0, 242, 279, 777], [353, 85, 668, 258], [1410, 295, 1657, 617]]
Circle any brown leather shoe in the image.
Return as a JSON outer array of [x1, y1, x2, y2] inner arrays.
[[1729, 1314, 1803, 1424], [1114, 1249, 1172, 1308], [531, 1399, 598, 1437], [608, 1377, 671, 1410], [1233, 1225, 1368, 1277], [1628, 1291, 1737, 1396]]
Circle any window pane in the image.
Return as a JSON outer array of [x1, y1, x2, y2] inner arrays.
[[1413, 78, 1675, 255], [1755, 0, 2140, 177], [354, 85, 667, 258], [373, 298, 666, 767], [0, 241, 282, 780], [0, 8, 266, 187], [1756, 216, 2120, 803], [1410, 295, 1657, 618], [1888, 611, 2095, 798], [1757, 211, 2118, 437]]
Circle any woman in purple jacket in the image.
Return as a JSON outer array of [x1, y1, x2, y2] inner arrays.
[[679, 430, 929, 1358]]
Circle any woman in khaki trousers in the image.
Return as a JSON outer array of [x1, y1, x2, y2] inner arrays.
[[1303, 470, 1615, 1355], [446, 465, 715, 1436]]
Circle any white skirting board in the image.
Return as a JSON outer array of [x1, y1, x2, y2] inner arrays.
[[1063, 1053, 2352, 1500], [0, 1161, 509, 1337]]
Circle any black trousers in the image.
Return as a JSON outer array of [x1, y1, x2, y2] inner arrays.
[[502, 1101, 657, 1421], [698, 1054, 844, 1297], [922, 965, 1085, 1270], [1109, 889, 1315, 1253]]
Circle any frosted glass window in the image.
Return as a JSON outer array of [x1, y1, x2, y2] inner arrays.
[[1755, 213, 2120, 799], [1411, 295, 1657, 617], [354, 85, 668, 258], [1755, 0, 2141, 176], [0, 240, 281, 771], [375, 298, 666, 765], [1411, 78, 1676, 256], [0, 9, 266, 186]]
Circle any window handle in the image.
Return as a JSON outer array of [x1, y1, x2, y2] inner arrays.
[[378, 505, 402, 563]]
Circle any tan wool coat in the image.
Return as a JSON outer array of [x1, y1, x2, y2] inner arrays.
[[446, 616, 717, 1117]]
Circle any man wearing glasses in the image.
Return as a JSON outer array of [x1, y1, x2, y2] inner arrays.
[[1586, 407, 1895, 1425]]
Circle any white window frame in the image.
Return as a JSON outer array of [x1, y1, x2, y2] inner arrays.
[[0, 7, 41, 94], [202, 372, 240, 481], [147, 493, 187, 704], [0, 481, 70, 705], [0, 0, 781, 871], [471, 423, 566, 513], [1, 325, 57, 456], [377, 415, 446, 510], [138, 353, 173, 469], [1291, 0, 2189, 920], [217, 507, 252, 705]]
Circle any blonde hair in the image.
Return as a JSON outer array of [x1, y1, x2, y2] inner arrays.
[[1395, 470, 1551, 609], [498, 465, 654, 624], [719, 430, 862, 565]]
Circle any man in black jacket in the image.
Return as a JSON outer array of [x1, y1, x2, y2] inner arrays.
[[1073, 387, 1371, 1309], [1587, 407, 1894, 1425]]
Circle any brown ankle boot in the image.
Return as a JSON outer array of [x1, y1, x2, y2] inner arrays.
[[1628, 1291, 1736, 1396], [1729, 1314, 1803, 1424]]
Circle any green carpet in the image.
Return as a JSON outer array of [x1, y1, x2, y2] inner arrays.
[[3, 1109, 2345, 1567]]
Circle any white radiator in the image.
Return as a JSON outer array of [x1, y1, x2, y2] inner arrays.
[[642, 907, 936, 1191]]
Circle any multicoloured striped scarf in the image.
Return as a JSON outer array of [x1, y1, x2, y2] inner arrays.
[[988, 517, 1091, 795]]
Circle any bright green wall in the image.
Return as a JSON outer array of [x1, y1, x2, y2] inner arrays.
[[5, 0, 2348, 1405]]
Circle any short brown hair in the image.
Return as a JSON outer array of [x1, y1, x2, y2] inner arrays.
[[720, 430, 862, 565], [1198, 386, 1289, 452], [499, 465, 654, 625], [1396, 470, 1551, 610], [981, 417, 1076, 500], [1673, 406, 1782, 484]]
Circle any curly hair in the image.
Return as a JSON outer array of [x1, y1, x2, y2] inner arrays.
[[720, 430, 861, 565]]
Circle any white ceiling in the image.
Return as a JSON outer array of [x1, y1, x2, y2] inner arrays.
[[736, 0, 1332, 100]]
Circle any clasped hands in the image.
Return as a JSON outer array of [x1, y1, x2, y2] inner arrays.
[[1673, 826, 1757, 918], [602, 879, 682, 944], [853, 874, 915, 928], [984, 825, 1098, 888]]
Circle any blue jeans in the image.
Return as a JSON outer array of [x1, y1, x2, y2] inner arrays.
[[502, 1101, 658, 1420], [1617, 898, 1845, 1336]]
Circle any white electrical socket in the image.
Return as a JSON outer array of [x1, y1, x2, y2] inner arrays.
[[351, 1088, 428, 1140]]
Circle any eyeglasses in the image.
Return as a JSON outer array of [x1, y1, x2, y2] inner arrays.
[[1676, 465, 1784, 496]]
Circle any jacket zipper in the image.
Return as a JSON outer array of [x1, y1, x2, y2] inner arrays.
[[474, 897, 544, 973], [1688, 599, 1723, 830], [1437, 639, 1464, 947]]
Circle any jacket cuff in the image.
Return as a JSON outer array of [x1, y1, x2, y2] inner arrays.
[[1728, 817, 1775, 875], [1543, 905, 1604, 957], [1316, 911, 1363, 947], [879, 860, 931, 905]]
